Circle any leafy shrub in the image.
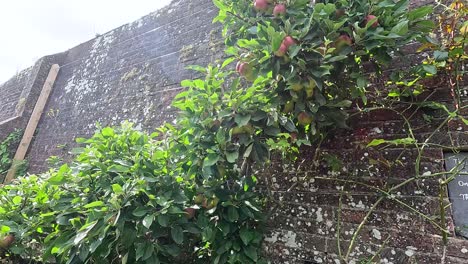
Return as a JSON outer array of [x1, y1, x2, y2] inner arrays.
[[0, 116, 265, 264]]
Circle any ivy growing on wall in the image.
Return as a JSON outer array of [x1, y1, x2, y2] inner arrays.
[[0, 0, 466, 263]]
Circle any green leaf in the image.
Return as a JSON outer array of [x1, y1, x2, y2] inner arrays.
[[227, 206, 239, 222], [135, 243, 145, 261], [422, 65, 437, 75], [122, 253, 129, 264], [415, 20, 435, 31], [391, 20, 409, 36], [74, 221, 97, 245], [244, 246, 258, 261], [156, 215, 169, 227], [221, 57, 235, 69], [143, 243, 154, 260], [48, 174, 65, 185], [83, 201, 104, 209], [226, 151, 239, 163], [112, 184, 123, 194], [145, 254, 160, 264], [203, 153, 219, 167], [367, 139, 386, 147], [212, 0, 227, 10], [433, 51, 449, 62], [408, 6, 432, 20], [271, 31, 284, 53], [0, 225, 10, 234], [108, 165, 130, 173], [461, 117, 468, 126], [235, 114, 251, 126], [101, 127, 114, 137], [180, 80, 192, 88], [244, 201, 260, 212], [133, 207, 148, 217], [239, 228, 253, 245], [12, 196, 22, 205], [171, 226, 184, 244], [142, 215, 154, 229]]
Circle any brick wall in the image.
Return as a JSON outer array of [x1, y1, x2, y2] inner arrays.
[[22, 0, 224, 173], [0, 0, 467, 263], [0, 68, 31, 123]]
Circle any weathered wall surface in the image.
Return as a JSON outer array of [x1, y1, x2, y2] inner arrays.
[[0, 68, 31, 123], [22, 0, 224, 172], [0, 0, 467, 263], [0, 55, 66, 183]]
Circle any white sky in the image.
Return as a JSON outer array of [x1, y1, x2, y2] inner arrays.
[[0, 0, 173, 83]]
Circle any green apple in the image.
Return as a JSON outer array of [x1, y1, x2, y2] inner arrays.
[[305, 79, 316, 98], [283, 101, 294, 113], [290, 82, 304, 92], [206, 197, 220, 209], [194, 194, 205, 204]]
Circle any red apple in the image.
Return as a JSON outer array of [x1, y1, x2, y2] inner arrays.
[[273, 4, 286, 17], [185, 208, 197, 219], [236, 62, 255, 81], [236, 61, 241, 72], [335, 9, 345, 18], [0, 235, 15, 249], [275, 43, 288, 57], [236, 61, 248, 75], [290, 132, 298, 142], [338, 35, 352, 45], [254, 0, 269, 11], [283, 36, 297, 48], [365, 15, 379, 28], [298, 111, 313, 126]]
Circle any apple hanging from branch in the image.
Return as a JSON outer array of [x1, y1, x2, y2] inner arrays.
[[298, 111, 313, 126], [275, 43, 288, 57], [236, 61, 256, 81], [275, 36, 297, 57], [273, 4, 286, 17], [253, 0, 269, 11], [0, 235, 15, 250], [283, 36, 296, 47], [364, 15, 379, 28]]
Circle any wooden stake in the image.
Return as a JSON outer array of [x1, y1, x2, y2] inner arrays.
[[4, 64, 60, 184]]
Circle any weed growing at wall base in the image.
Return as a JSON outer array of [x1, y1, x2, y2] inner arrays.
[[0, 130, 23, 182]]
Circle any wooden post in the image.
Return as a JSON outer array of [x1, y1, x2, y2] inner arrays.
[[4, 64, 60, 184]]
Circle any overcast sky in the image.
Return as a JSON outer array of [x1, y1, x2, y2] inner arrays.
[[0, 0, 172, 83]]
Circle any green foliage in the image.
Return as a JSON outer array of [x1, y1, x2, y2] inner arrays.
[[1, 0, 465, 263], [0, 130, 23, 179], [0, 121, 265, 263], [214, 0, 434, 139]]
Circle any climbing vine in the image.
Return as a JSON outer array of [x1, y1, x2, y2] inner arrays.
[[0, 0, 466, 263]]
